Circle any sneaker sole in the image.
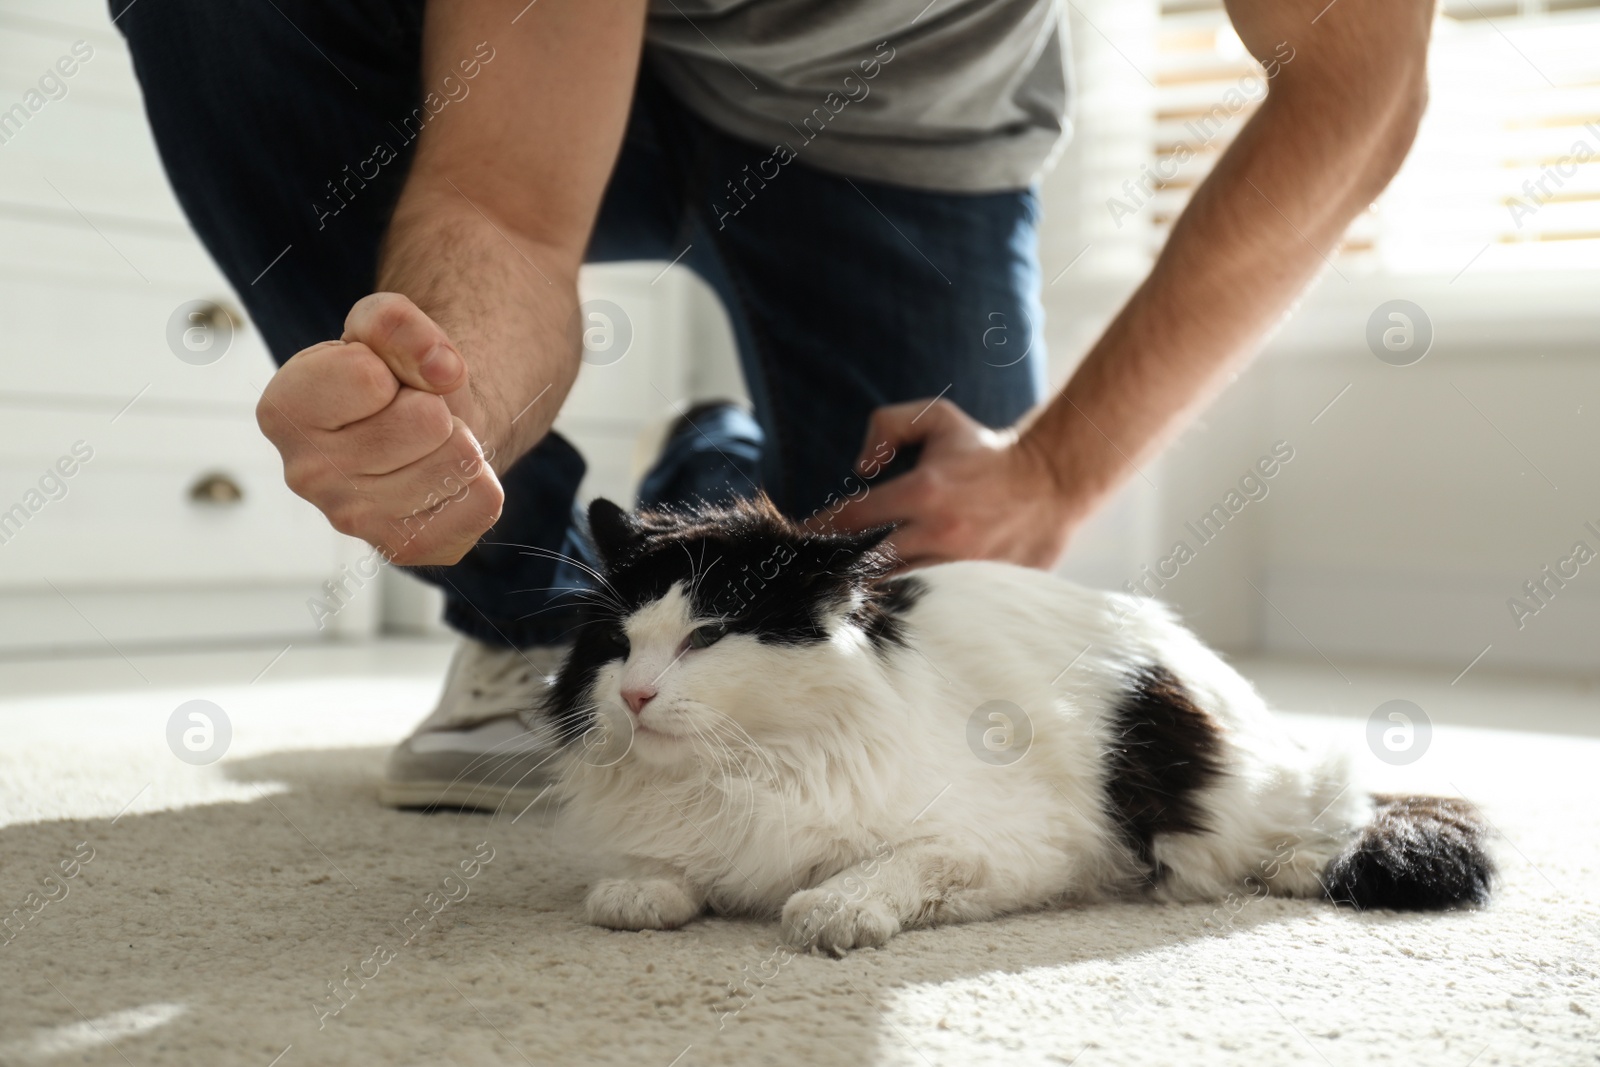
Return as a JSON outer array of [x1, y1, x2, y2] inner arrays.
[[377, 778, 560, 815]]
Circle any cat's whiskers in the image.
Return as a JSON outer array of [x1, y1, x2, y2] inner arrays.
[[688, 546, 722, 607], [691, 705, 791, 854], [480, 541, 628, 609], [513, 600, 614, 627], [412, 721, 567, 828], [687, 716, 758, 833], [545, 700, 636, 801], [679, 718, 745, 837], [696, 705, 782, 786], [694, 707, 809, 892], [507, 584, 627, 617], [672, 709, 766, 846]]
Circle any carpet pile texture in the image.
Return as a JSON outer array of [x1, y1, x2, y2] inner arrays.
[[1, 652, 1595, 1066]]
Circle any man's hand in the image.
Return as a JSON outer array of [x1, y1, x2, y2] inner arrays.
[[256, 293, 504, 566], [254, 0, 648, 565], [831, 399, 1075, 570], [838, 0, 1431, 574]]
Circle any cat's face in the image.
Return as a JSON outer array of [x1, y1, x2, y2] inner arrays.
[[545, 495, 909, 769]]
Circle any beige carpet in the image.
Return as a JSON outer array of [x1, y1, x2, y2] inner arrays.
[[1, 643, 1596, 1066]]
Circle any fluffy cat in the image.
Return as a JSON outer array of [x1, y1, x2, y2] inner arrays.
[[540, 496, 1493, 954]]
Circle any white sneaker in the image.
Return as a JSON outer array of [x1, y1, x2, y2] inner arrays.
[[378, 639, 567, 813]]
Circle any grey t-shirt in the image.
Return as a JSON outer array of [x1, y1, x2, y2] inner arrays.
[[644, 0, 1070, 193]]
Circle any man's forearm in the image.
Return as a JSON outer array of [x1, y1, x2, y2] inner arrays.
[[377, 187, 583, 473], [373, 0, 648, 474], [1021, 5, 1432, 530]]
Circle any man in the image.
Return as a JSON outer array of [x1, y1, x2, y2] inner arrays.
[[115, 0, 1431, 809]]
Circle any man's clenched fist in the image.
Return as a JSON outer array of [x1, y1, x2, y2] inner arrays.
[[256, 293, 505, 566]]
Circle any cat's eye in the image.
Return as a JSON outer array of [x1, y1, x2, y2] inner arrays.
[[601, 629, 630, 659], [687, 622, 728, 650]]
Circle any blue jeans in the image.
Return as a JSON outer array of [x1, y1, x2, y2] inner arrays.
[[114, 0, 1047, 647]]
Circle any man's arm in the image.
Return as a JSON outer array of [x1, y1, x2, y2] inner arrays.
[[257, 0, 647, 565], [833, 0, 1434, 569]]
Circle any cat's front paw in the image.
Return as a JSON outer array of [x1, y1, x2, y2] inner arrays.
[[584, 878, 701, 931], [781, 887, 900, 955]]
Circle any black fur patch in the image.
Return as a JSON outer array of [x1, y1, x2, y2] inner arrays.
[[544, 614, 630, 744], [1322, 794, 1495, 910], [855, 575, 927, 650], [543, 495, 904, 741], [1102, 665, 1226, 877]]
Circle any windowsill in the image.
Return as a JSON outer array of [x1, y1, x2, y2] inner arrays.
[[1266, 269, 1600, 357], [1044, 268, 1600, 358]]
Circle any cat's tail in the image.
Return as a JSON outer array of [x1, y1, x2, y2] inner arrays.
[[1321, 794, 1495, 910]]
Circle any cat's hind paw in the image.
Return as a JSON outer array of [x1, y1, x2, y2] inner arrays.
[[584, 877, 701, 931], [781, 887, 900, 956]]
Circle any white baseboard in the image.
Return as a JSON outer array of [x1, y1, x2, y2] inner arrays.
[[1260, 567, 1600, 677], [0, 582, 380, 656]]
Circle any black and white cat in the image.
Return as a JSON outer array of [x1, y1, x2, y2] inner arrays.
[[541, 496, 1493, 954]]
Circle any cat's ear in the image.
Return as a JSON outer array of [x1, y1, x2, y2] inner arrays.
[[842, 523, 895, 554], [815, 523, 899, 578], [587, 497, 639, 565]]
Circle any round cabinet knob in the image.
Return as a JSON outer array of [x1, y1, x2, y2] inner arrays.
[[189, 472, 244, 505], [192, 300, 240, 333], [193, 300, 225, 329], [168, 300, 242, 366]]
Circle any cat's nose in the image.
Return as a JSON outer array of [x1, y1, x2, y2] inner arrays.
[[622, 686, 657, 715]]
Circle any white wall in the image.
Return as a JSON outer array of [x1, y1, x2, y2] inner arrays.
[[1253, 278, 1599, 675], [1032, 0, 1600, 677]]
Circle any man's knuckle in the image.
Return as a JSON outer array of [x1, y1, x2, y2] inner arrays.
[[410, 395, 455, 443], [449, 433, 483, 468], [385, 541, 424, 566], [349, 351, 397, 396], [325, 501, 369, 537], [473, 481, 505, 520], [364, 297, 415, 348], [281, 457, 317, 493], [255, 397, 280, 435]]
